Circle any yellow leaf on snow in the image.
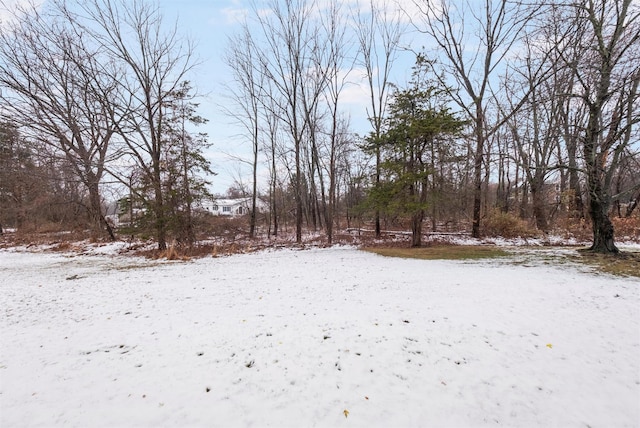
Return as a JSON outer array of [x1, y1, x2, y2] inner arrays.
[[546, 343, 553, 348], [343, 409, 349, 418]]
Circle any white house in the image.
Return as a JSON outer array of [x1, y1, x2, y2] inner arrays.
[[202, 198, 251, 217]]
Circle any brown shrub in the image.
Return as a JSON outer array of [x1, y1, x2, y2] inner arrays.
[[556, 218, 592, 241], [612, 217, 640, 239], [482, 210, 537, 238]]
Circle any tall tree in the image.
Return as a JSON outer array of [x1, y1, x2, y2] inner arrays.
[[0, 2, 118, 239], [224, 23, 265, 239], [559, 0, 639, 253], [67, 0, 197, 250], [503, 42, 564, 233], [354, 0, 405, 237], [162, 81, 212, 245], [315, 0, 353, 244], [250, 0, 328, 243], [411, 0, 540, 238], [373, 60, 464, 247]]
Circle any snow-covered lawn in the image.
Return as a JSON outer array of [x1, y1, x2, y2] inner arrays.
[[1, 245, 639, 427]]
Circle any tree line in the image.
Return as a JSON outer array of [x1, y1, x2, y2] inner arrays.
[[1, 0, 638, 254], [0, 0, 211, 250]]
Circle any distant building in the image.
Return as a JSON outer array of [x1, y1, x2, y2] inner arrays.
[[201, 198, 252, 217]]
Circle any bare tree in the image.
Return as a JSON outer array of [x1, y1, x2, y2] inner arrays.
[[411, 0, 540, 238], [556, 0, 640, 253], [67, 0, 197, 250], [354, 0, 405, 237], [249, 0, 328, 243], [503, 40, 565, 233], [0, 3, 118, 239], [224, 23, 264, 238], [314, 0, 354, 244]]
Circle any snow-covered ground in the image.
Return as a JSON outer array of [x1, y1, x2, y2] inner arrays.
[[1, 245, 639, 427]]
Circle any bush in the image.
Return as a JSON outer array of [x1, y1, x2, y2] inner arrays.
[[612, 216, 640, 240], [482, 209, 537, 238]]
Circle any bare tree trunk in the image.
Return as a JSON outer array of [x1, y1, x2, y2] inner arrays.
[[354, 0, 404, 238], [412, 0, 541, 239], [625, 191, 640, 218], [573, 0, 639, 253], [530, 180, 549, 233]]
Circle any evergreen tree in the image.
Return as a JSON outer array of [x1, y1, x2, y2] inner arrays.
[[368, 59, 464, 246]]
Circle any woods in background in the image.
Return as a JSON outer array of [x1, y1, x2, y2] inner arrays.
[[1, 0, 638, 253]]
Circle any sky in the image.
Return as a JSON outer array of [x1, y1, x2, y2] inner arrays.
[[0, 0, 421, 196], [1, 0, 545, 195], [155, 0, 418, 195]]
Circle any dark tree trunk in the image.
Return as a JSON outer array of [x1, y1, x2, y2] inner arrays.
[[625, 191, 640, 218], [88, 175, 115, 241], [411, 211, 423, 247], [471, 111, 484, 238], [584, 108, 618, 254], [588, 198, 618, 253], [153, 166, 167, 251], [531, 178, 549, 233], [375, 148, 381, 238]]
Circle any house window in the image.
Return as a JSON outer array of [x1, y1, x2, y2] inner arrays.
[[237, 207, 243, 214], [222, 206, 231, 212], [212, 205, 218, 211]]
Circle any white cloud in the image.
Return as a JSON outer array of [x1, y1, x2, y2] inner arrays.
[[220, 3, 249, 25], [0, 0, 43, 26]]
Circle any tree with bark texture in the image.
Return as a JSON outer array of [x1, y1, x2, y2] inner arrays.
[[410, 0, 540, 238], [67, 0, 197, 250], [558, 0, 639, 253], [354, 0, 405, 238], [0, 3, 118, 240]]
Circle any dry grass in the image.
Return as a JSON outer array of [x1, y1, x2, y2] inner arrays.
[[365, 244, 639, 278], [363, 245, 509, 260], [573, 250, 640, 278]]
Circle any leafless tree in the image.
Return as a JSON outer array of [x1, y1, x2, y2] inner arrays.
[[66, 0, 198, 250], [248, 0, 329, 243], [354, 0, 405, 237], [502, 38, 566, 233], [313, 0, 354, 244], [556, 0, 640, 253], [0, 2, 118, 239], [410, 0, 542, 238], [224, 23, 264, 238]]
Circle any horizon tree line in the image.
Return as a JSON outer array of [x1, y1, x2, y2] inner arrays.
[[1, 0, 638, 254]]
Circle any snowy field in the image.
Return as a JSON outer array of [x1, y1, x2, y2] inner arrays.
[[1, 245, 639, 427]]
